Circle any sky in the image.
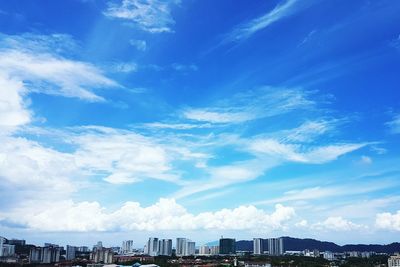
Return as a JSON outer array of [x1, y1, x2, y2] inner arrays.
[[0, 0, 399, 248]]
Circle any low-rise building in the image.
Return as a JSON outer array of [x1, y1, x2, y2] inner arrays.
[[389, 254, 400, 267]]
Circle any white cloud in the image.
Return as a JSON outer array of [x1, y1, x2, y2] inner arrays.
[[0, 73, 31, 129], [140, 122, 213, 130], [248, 138, 366, 164], [182, 88, 315, 124], [313, 216, 365, 231], [111, 62, 138, 73], [0, 198, 295, 232], [0, 136, 79, 204], [183, 109, 252, 124], [375, 211, 400, 231], [301, 144, 366, 163], [171, 63, 198, 72], [295, 219, 308, 227], [386, 113, 400, 134], [173, 158, 277, 199], [69, 126, 180, 184], [254, 180, 394, 206], [360, 155, 372, 164], [0, 34, 118, 102], [129, 39, 147, 51], [223, 0, 302, 43], [104, 0, 180, 33], [283, 120, 333, 142]]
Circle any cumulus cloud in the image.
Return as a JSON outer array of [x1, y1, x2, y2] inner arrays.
[[0, 198, 295, 232], [0, 136, 79, 206], [313, 216, 365, 231], [104, 0, 180, 33], [0, 73, 31, 129], [375, 211, 400, 231]]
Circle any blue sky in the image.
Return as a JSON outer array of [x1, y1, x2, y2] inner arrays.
[[0, 0, 399, 247]]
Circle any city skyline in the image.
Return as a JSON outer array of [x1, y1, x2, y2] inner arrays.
[[0, 0, 399, 246]]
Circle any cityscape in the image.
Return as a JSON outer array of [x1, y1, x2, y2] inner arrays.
[[1, 235, 400, 266], [1, 0, 400, 267]]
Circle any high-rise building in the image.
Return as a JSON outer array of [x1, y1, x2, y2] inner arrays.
[[210, 246, 219, 255], [91, 248, 113, 263], [185, 241, 195, 256], [93, 241, 103, 251], [0, 237, 5, 257], [0, 237, 15, 258], [253, 238, 264, 255], [176, 238, 186, 256], [0, 236, 15, 257], [219, 238, 236, 255], [267, 238, 283, 256], [176, 238, 195, 256], [78, 246, 89, 252], [122, 240, 134, 254], [158, 239, 172, 256], [29, 247, 41, 263], [7, 239, 26, 246], [66, 245, 76, 260], [145, 238, 159, 256], [30, 246, 61, 263], [199, 246, 210, 255]]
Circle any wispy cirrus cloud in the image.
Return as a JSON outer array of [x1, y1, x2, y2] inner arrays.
[[182, 87, 316, 124], [222, 0, 308, 44], [104, 0, 180, 33], [0, 33, 118, 102], [253, 180, 395, 206], [247, 138, 366, 164], [386, 113, 400, 134]]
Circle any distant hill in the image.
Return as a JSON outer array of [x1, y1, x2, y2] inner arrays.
[[234, 237, 400, 254]]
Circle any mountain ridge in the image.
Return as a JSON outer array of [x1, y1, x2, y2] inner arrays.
[[210, 237, 400, 253]]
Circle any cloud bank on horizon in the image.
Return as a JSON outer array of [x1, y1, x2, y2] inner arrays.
[[0, 0, 399, 246]]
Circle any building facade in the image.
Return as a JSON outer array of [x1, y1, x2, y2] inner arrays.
[[158, 239, 172, 256], [267, 238, 283, 256], [122, 240, 134, 254], [185, 241, 195, 256], [199, 245, 210, 255], [219, 238, 236, 255], [389, 254, 400, 267], [91, 248, 113, 264], [253, 238, 264, 255], [29, 246, 61, 264], [66, 245, 76, 260], [145, 238, 159, 256]]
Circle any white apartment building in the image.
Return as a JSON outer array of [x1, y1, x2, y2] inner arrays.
[[389, 254, 400, 267]]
